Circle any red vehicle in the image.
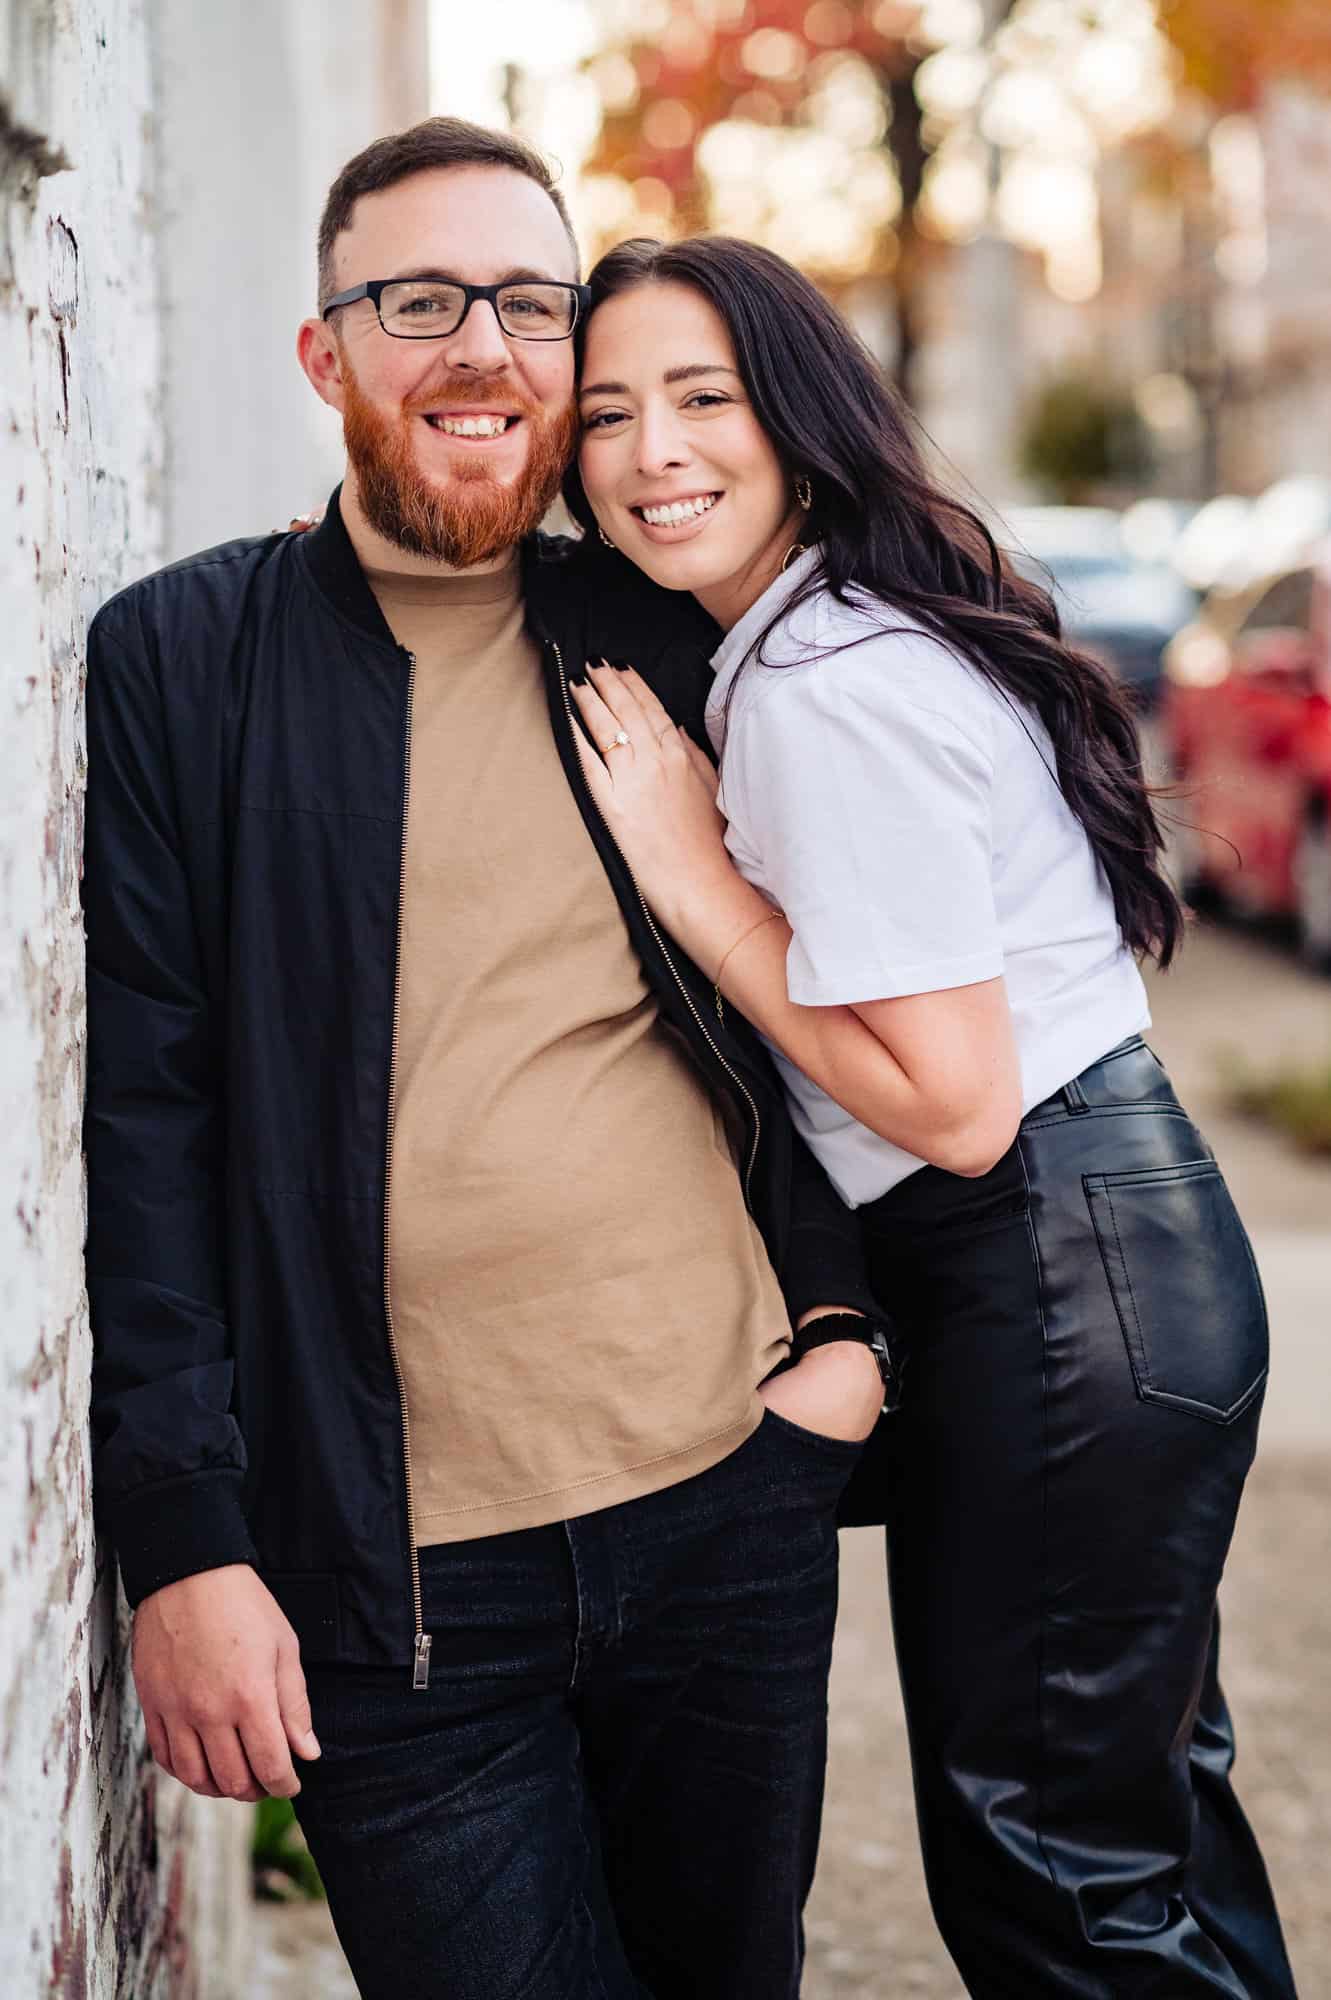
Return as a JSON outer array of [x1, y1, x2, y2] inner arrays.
[[1161, 550, 1331, 965]]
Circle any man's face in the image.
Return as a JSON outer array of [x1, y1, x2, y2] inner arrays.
[[303, 165, 579, 565]]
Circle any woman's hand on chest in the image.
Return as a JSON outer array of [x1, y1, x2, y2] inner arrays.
[[569, 661, 749, 937]]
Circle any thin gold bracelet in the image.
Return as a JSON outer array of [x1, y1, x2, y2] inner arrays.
[[713, 909, 782, 1022]]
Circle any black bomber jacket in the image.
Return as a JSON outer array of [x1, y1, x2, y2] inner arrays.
[[83, 489, 880, 1676]]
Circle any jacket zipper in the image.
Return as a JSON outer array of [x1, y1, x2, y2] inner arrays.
[[552, 641, 762, 1210], [382, 648, 430, 1690]]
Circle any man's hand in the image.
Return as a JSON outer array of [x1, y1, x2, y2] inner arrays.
[[760, 1339, 883, 1443], [133, 1564, 321, 1802]]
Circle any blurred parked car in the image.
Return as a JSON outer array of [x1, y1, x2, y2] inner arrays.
[[1161, 550, 1331, 965], [1003, 506, 1198, 710]]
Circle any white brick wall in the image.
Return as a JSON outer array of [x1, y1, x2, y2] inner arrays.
[[1, 2, 255, 1992], [3, 2, 429, 1990]]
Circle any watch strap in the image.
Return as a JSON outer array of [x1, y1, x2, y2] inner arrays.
[[777, 1313, 908, 1414]]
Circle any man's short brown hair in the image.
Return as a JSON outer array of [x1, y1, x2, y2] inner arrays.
[[317, 116, 579, 311]]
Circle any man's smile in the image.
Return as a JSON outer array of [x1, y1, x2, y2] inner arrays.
[[422, 410, 522, 441]]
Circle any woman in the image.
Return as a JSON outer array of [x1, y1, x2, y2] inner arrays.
[[566, 235, 1294, 1997]]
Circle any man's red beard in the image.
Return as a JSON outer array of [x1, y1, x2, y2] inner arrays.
[[342, 366, 578, 567]]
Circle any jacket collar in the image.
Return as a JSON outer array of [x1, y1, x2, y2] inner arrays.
[[523, 534, 721, 669], [297, 485, 397, 646], [298, 482, 565, 650], [297, 482, 717, 669]]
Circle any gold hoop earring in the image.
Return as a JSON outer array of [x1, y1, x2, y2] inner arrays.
[[795, 475, 813, 511], [780, 541, 808, 574], [597, 524, 615, 550]]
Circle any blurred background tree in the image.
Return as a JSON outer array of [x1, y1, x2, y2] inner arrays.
[[1019, 372, 1155, 503], [579, 1, 1016, 397], [574, 0, 1190, 424], [1160, 0, 1331, 108]]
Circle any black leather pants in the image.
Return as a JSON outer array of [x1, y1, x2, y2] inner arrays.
[[852, 1037, 1296, 1997]]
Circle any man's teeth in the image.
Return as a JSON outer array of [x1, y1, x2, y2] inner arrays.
[[428, 414, 513, 437], [640, 494, 718, 526]]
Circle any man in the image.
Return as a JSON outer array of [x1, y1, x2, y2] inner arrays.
[[84, 119, 894, 2000]]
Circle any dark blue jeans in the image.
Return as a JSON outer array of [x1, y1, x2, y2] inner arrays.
[[292, 1409, 861, 2000]]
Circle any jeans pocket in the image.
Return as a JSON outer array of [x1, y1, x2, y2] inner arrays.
[[1084, 1159, 1269, 1424], [761, 1406, 868, 1461]]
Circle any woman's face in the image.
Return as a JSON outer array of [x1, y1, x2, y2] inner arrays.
[[578, 280, 804, 628]]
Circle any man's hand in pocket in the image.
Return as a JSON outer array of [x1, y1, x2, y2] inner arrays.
[[760, 1339, 882, 1443]]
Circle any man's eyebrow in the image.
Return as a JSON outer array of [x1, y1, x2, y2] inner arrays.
[[387, 265, 568, 285], [579, 363, 740, 398]]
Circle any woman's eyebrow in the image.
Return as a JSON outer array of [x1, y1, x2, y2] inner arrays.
[[664, 363, 739, 385], [579, 363, 739, 398]]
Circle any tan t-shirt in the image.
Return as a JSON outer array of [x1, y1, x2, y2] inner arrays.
[[370, 555, 789, 1545]]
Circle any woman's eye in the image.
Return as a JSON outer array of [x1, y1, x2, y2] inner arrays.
[[686, 392, 730, 410], [583, 410, 626, 431]]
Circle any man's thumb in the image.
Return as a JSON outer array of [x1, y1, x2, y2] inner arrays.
[[276, 1644, 321, 1758]]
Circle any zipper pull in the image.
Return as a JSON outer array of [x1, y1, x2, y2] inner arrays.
[[412, 1632, 432, 1690]]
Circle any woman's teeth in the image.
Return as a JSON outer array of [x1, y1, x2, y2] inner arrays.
[[427, 414, 513, 437], [638, 494, 719, 527]]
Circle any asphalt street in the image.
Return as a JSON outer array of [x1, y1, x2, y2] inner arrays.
[[254, 915, 1331, 1999]]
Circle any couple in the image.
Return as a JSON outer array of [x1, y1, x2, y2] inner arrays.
[[83, 116, 1293, 1997]]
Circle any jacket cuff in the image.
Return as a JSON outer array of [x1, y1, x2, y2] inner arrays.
[[107, 1469, 259, 1608], [780, 1224, 882, 1327]]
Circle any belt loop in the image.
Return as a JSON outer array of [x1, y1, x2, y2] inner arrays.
[[1062, 1074, 1090, 1113]]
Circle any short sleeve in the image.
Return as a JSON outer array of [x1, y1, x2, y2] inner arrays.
[[722, 634, 1003, 1005]]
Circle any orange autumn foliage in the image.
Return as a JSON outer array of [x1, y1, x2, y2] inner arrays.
[[1160, 0, 1331, 110], [582, 0, 922, 231]]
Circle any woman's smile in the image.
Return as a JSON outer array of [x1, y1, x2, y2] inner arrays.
[[631, 490, 724, 538]]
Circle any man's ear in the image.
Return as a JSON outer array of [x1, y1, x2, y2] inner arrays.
[[297, 318, 347, 415]]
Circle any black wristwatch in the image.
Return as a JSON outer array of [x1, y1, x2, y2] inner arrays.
[[773, 1312, 907, 1415]]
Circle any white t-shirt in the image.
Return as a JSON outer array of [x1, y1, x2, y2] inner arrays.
[[706, 550, 1151, 1206]]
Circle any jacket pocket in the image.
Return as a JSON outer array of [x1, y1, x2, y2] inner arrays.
[[1084, 1159, 1268, 1424]]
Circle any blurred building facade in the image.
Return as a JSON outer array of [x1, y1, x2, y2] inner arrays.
[[1007, 79, 1331, 505], [1230, 82, 1331, 490], [1, 2, 425, 1991]]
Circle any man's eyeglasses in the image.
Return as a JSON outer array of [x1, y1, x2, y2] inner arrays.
[[321, 278, 592, 343]]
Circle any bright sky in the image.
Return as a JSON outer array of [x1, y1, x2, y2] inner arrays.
[[430, 0, 601, 137], [428, 0, 607, 242]]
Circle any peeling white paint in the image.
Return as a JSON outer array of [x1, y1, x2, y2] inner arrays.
[[1, 0, 254, 1990], [2, 1, 426, 1991]]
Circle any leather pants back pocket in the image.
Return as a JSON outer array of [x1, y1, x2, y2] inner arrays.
[[1084, 1158, 1269, 1424]]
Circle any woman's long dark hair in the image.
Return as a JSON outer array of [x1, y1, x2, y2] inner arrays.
[[564, 235, 1183, 966]]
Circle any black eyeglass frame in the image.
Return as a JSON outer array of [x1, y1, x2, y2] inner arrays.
[[320, 278, 593, 341]]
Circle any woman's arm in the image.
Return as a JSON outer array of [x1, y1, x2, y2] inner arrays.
[[716, 917, 1020, 1178], [571, 664, 1022, 1177]]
